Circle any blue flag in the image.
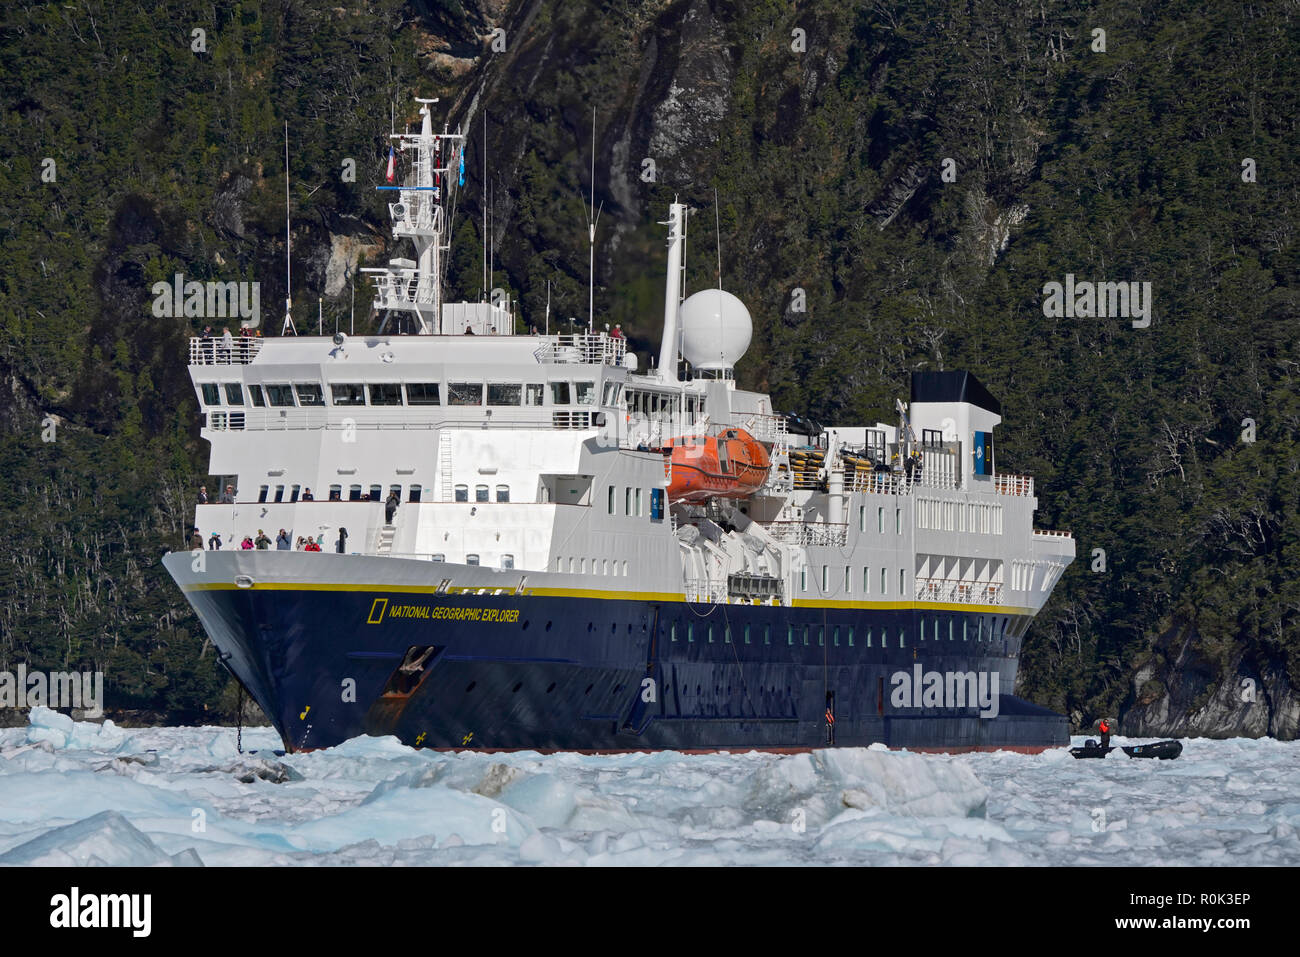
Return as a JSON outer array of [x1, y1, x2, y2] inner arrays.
[[458, 152, 465, 187]]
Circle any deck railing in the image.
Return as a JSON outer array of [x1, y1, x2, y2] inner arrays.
[[189, 336, 264, 365], [762, 521, 849, 547], [994, 473, 1034, 497], [533, 333, 626, 366], [915, 579, 1005, 604]]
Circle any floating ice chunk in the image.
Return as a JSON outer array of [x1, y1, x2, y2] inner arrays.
[[0, 810, 203, 867], [498, 773, 579, 829]]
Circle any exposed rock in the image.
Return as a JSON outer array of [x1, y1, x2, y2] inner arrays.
[[323, 232, 381, 297], [1123, 621, 1298, 740]]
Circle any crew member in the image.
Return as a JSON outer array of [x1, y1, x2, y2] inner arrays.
[[1098, 719, 1111, 749]]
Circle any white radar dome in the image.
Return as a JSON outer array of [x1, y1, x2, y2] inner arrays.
[[679, 289, 752, 372]]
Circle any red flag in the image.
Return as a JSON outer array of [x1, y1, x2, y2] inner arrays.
[[385, 146, 395, 183]]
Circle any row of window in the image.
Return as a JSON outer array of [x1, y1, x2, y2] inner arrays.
[[200, 380, 623, 410], [914, 500, 1003, 534], [801, 564, 907, 596], [604, 485, 665, 521], [555, 557, 631, 576], [250, 483, 521, 504], [666, 616, 1011, 646], [858, 505, 904, 534]]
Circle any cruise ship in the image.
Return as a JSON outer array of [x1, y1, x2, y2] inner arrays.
[[162, 99, 1076, 753]]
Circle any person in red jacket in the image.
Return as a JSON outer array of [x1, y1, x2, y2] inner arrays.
[[1098, 719, 1112, 749]]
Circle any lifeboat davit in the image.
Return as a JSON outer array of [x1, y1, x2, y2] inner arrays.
[[664, 428, 771, 502]]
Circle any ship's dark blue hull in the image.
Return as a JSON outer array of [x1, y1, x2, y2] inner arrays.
[[180, 579, 1067, 753]]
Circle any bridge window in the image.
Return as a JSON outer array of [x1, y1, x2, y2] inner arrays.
[[331, 383, 366, 406], [201, 384, 220, 405], [454, 485, 468, 502], [550, 382, 571, 405], [258, 485, 268, 503], [488, 383, 522, 406], [408, 485, 421, 503], [224, 383, 244, 405], [524, 383, 545, 406], [405, 383, 440, 405], [273, 485, 284, 503], [447, 382, 482, 406], [369, 383, 403, 406], [328, 484, 341, 501], [265, 384, 295, 407], [290, 484, 300, 502], [295, 383, 324, 406], [349, 485, 362, 501], [496, 485, 510, 503], [248, 384, 265, 407], [475, 485, 489, 502], [575, 381, 597, 405], [369, 484, 382, 501]]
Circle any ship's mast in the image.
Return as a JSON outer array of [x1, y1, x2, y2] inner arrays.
[[363, 98, 466, 334]]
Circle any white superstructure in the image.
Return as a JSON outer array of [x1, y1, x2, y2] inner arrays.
[[183, 104, 1073, 629]]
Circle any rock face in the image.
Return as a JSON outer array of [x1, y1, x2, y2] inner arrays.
[[1123, 621, 1299, 740]]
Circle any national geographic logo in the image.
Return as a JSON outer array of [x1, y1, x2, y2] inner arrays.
[[366, 598, 520, 625]]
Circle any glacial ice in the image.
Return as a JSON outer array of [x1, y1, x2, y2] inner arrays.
[[0, 708, 1297, 866]]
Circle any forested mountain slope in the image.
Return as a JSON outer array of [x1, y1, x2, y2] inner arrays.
[[1, 0, 1296, 736]]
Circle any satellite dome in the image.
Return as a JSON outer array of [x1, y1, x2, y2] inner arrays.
[[679, 289, 752, 372]]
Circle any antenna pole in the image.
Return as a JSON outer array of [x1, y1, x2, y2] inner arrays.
[[589, 108, 595, 334], [545, 279, 551, 336], [282, 121, 296, 336], [482, 111, 488, 299]]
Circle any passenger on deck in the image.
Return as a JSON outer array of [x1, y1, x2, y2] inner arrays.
[[255, 529, 271, 549], [385, 490, 399, 524], [240, 536, 254, 550], [220, 484, 236, 504], [302, 488, 314, 501], [276, 529, 291, 550], [189, 527, 203, 550], [464, 325, 475, 335], [220, 327, 234, 361], [295, 537, 306, 550], [336, 527, 349, 554], [198, 485, 209, 504], [201, 326, 214, 363], [611, 324, 624, 340], [208, 532, 222, 550]]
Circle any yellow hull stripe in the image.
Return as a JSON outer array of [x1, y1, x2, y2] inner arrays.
[[178, 580, 1029, 614]]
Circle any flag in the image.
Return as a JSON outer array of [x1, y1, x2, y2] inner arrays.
[[385, 146, 395, 183], [458, 151, 465, 187]]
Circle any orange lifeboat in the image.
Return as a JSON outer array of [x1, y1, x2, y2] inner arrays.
[[664, 428, 771, 502]]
